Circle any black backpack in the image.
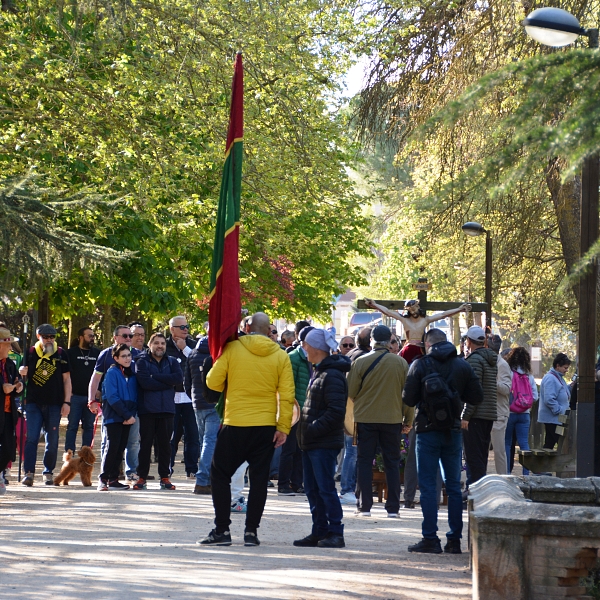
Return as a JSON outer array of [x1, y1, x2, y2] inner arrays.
[[420, 357, 460, 431], [200, 354, 222, 404]]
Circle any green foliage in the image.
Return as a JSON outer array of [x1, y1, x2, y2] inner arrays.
[[0, 0, 370, 321]]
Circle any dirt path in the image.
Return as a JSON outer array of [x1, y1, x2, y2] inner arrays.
[[0, 465, 471, 600]]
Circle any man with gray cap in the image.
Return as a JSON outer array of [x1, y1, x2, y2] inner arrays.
[[463, 326, 498, 488], [19, 324, 72, 486], [347, 325, 413, 517]]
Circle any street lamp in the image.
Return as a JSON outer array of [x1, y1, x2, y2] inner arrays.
[[524, 8, 599, 478], [462, 222, 492, 332]]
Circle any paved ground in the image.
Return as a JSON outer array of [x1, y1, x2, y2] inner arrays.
[[0, 458, 471, 600]]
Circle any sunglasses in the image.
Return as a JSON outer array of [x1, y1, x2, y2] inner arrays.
[[41, 335, 56, 340], [174, 325, 190, 330], [390, 340, 399, 345], [270, 330, 277, 335], [341, 343, 355, 349], [120, 334, 134, 339]]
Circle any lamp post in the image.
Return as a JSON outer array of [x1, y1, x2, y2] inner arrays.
[[524, 7, 598, 477], [462, 221, 492, 332]]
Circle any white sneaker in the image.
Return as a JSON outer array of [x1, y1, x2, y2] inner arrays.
[[387, 512, 399, 518], [126, 473, 139, 482], [0, 480, 6, 495], [43, 473, 54, 486], [339, 492, 357, 505], [354, 510, 371, 517]]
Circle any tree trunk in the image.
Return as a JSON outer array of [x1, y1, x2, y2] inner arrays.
[[68, 315, 93, 349], [102, 304, 112, 348]]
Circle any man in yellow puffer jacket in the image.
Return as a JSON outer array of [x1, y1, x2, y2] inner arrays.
[[199, 312, 295, 548]]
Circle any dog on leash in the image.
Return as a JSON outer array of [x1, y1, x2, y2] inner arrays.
[[53, 446, 96, 487]]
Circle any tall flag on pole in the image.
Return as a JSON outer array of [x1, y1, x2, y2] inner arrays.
[[208, 53, 243, 361]]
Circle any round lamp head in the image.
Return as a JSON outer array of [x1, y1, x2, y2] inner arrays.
[[462, 221, 486, 237], [524, 7, 582, 47]]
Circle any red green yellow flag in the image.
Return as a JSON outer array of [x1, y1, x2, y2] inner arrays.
[[208, 53, 243, 361]]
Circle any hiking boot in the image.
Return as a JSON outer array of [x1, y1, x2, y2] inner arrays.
[[293, 534, 322, 547], [132, 478, 147, 490], [160, 478, 176, 490], [408, 538, 443, 554], [444, 539, 462, 554], [231, 497, 247, 513], [108, 480, 130, 490], [244, 531, 260, 546], [193, 484, 212, 495], [97, 479, 108, 492], [197, 529, 232, 546], [278, 485, 296, 496], [43, 473, 54, 486], [21, 473, 34, 487], [317, 533, 345, 548]]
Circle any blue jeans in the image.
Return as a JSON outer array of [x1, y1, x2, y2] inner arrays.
[[303, 448, 344, 537], [170, 403, 200, 474], [24, 403, 62, 475], [195, 408, 220, 486], [340, 435, 357, 495], [505, 412, 530, 475], [270, 445, 282, 478], [125, 417, 140, 476], [416, 430, 463, 541], [65, 394, 95, 451]]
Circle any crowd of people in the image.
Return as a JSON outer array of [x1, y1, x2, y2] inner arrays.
[[0, 304, 578, 552]]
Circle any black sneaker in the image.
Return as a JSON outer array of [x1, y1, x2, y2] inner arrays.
[[108, 480, 130, 490], [197, 529, 232, 546], [403, 501, 416, 509], [317, 533, 345, 548], [408, 538, 443, 554], [293, 486, 305, 495], [293, 534, 321, 547], [444, 539, 462, 554], [244, 531, 260, 546], [278, 485, 296, 496]]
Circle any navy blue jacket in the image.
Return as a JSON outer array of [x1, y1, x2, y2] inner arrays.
[[165, 336, 196, 393], [184, 337, 214, 411], [101, 365, 138, 424], [297, 354, 350, 452], [135, 351, 183, 415]]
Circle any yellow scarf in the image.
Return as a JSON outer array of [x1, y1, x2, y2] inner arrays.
[[35, 340, 58, 368]]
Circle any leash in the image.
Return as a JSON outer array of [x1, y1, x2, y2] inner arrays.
[[90, 412, 100, 449]]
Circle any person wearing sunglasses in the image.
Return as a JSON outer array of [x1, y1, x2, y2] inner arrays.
[[19, 324, 72, 487], [338, 336, 355, 357], [166, 315, 200, 479], [88, 325, 142, 481], [389, 335, 401, 355]]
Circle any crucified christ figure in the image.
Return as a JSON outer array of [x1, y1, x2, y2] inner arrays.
[[364, 298, 471, 364]]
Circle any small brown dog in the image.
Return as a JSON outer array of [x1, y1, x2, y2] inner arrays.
[[53, 446, 96, 487]]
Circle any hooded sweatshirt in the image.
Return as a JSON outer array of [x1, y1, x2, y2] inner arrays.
[[464, 347, 498, 421], [205, 334, 296, 434]]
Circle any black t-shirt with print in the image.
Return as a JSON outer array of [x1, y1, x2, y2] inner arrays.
[[66, 347, 100, 396], [26, 346, 71, 405]]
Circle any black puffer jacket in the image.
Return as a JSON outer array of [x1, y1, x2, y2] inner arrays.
[[464, 347, 498, 421], [184, 337, 214, 411], [166, 335, 196, 393], [297, 353, 350, 451], [402, 341, 483, 434]]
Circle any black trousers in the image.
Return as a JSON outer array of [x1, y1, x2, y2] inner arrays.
[[543, 423, 560, 449], [277, 422, 303, 490], [170, 403, 200, 474], [0, 411, 15, 474], [356, 422, 402, 514], [100, 423, 131, 481], [463, 418, 493, 486], [211, 425, 275, 534], [138, 413, 174, 479]]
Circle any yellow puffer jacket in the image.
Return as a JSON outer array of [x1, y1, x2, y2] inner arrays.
[[206, 334, 296, 434]]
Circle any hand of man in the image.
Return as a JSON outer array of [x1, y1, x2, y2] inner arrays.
[[19, 366, 28, 377], [88, 401, 100, 415], [15, 380, 24, 394], [61, 403, 71, 418], [175, 337, 187, 350], [273, 431, 287, 448], [123, 416, 135, 425], [461, 420, 469, 430], [402, 424, 412, 434], [2, 382, 15, 394]]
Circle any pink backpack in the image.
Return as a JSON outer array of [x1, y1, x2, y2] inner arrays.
[[509, 371, 534, 413]]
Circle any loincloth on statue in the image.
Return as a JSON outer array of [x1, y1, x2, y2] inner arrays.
[[400, 343, 424, 365]]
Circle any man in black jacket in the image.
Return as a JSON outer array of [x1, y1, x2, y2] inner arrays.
[[166, 315, 199, 478], [402, 328, 483, 555], [295, 328, 350, 549], [346, 327, 372, 363], [184, 336, 220, 495]]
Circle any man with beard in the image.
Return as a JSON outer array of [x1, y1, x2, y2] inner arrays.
[[364, 299, 471, 365], [65, 328, 100, 452]]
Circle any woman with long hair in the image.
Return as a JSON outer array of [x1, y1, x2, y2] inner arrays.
[[504, 347, 538, 475]]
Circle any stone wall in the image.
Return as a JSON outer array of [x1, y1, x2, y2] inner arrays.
[[469, 475, 600, 600]]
